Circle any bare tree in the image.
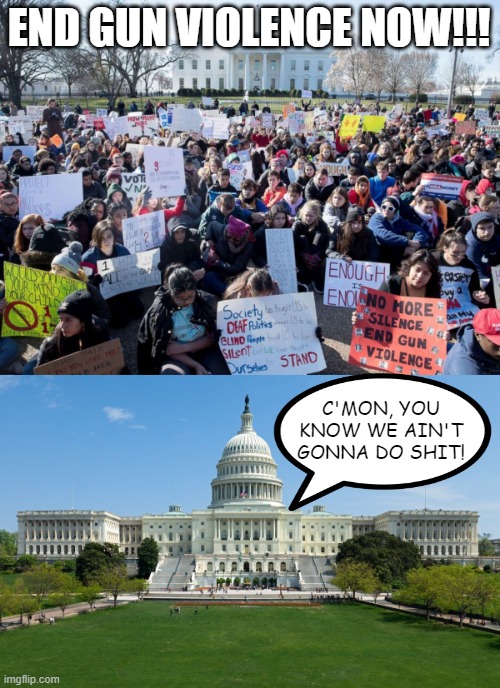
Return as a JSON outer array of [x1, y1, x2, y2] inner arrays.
[[368, 49, 391, 100], [461, 61, 484, 102], [82, 48, 126, 108], [383, 51, 407, 103], [45, 49, 88, 98], [325, 48, 373, 99], [401, 50, 438, 105]]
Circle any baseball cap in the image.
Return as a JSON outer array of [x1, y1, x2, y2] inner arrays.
[[473, 309, 500, 345]]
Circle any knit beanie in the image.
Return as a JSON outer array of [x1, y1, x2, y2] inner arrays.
[[28, 224, 66, 254], [346, 205, 364, 223], [226, 215, 250, 237], [51, 241, 83, 276], [57, 290, 93, 324]]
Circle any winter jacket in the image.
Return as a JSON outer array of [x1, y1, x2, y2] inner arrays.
[[322, 204, 347, 232], [81, 243, 131, 275], [304, 177, 335, 205], [465, 228, 500, 281], [369, 175, 396, 206], [198, 202, 252, 240], [327, 226, 379, 262], [442, 325, 500, 374]]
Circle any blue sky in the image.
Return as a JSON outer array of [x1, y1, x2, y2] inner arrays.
[[1, 376, 498, 537]]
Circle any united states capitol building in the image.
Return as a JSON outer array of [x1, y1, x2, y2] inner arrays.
[[17, 399, 479, 589]]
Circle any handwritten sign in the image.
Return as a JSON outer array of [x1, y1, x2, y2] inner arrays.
[[362, 116, 386, 133], [320, 161, 350, 177], [26, 105, 44, 121], [3, 145, 36, 163], [261, 113, 274, 129], [122, 210, 166, 254], [420, 173, 463, 201], [455, 120, 476, 135], [171, 107, 203, 133], [19, 173, 83, 221], [144, 146, 185, 198], [288, 111, 305, 135], [121, 172, 147, 203], [483, 124, 500, 138], [217, 292, 326, 375], [35, 339, 125, 375], [324, 259, 390, 308], [8, 116, 32, 134], [226, 162, 246, 190], [125, 143, 143, 165], [2, 263, 81, 338], [339, 115, 360, 138], [491, 265, 500, 308], [266, 228, 297, 294], [103, 116, 130, 140], [128, 114, 158, 138], [348, 287, 447, 375], [301, 90, 312, 99], [97, 249, 161, 298], [439, 266, 478, 329]]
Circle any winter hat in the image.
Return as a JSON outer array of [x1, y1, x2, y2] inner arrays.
[[51, 241, 83, 276], [346, 205, 364, 223], [276, 149, 289, 159], [450, 154, 465, 165], [28, 224, 66, 254], [57, 289, 93, 324], [382, 196, 400, 212], [226, 215, 250, 237], [473, 308, 500, 345], [470, 212, 495, 231], [485, 138, 495, 145]]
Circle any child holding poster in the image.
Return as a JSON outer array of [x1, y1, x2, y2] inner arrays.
[[379, 250, 442, 298]]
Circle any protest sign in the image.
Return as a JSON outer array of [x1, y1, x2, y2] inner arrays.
[[301, 90, 312, 99], [339, 115, 360, 138], [26, 105, 44, 121], [453, 113, 466, 122], [420, 173, 463, 201], [3, 145, 36, 163], [202, 96, 213, 107], [97, 249, 161, 298], [128, 114, 158, 137], [2, 263, 81, 339], [227, 162, 246, 190], [34, 339, 125, 375], [348, 287, 447, 375], [96, 108, 107, 117], [50, 134, 63, 147], [304, 111, 315, 132], [261, 113, 274, 129], [8, 116, 32, 134], [483, 124, 500, 138], [121, 171, 147, 203], [122, 210, 166, 254], [103, 115, 129, 140], [324, 259, 390, 308], [320, 161, 350, 177], [157, 107, 169, 129], [217, 292, 326, 375], [439, 266, 478, 329], [474, 108, 489, 121], [266, 228, 297, 294], [211, 117, 229, 139], [125, 143, 143, 165], [19, 173, 83, 221], [171, 107, 203, 132], [283, 104, 296, 119], [288, 111, 305, 135], [455, 120, 476, 135], [0, 122, 6, 139], [362, 115, 385, 134], [491, 265, 500, 308], [144, 146, 185, 198]]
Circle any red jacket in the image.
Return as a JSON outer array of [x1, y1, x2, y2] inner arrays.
[[136, 196, 185, 225]]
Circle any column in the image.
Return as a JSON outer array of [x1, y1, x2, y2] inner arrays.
[[279, 51, 286, 90], [262, 53, 267, 90], [227, 54, 233, 89], [245, 54, 250, 90]]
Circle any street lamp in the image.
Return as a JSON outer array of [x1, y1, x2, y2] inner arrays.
[[446, 47, 465, 119]]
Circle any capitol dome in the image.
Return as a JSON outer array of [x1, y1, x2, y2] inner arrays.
[[209, 396, 283, 508]]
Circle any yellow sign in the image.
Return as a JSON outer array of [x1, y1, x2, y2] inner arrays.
[[339, 115, 360, 139], [2, 263, 82, 338], [454, 113, 466, 122], [362, 115, 386, 133]]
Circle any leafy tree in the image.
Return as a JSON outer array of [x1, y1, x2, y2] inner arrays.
[[0, 555, 15, 572], [125, 578, 148, 601], [397, 566, 447, 620], [336, 531, 421, 587], [0, 582, 14, 624], [472, 572, 499, 619], [478, 533, 495, 556], [137, 537, 160, 579], [12, 581, 38, 624], [23, 563, 62, 607], [334, 561, 380, 599], [99, 566, 129, 607], [48, 575, 79, 618], [78, 585, 103, 611], [14, 554, 38, 573], [76, 543, 125, 586], [438, 565, 477, 628], [0, 530, 17, 556]]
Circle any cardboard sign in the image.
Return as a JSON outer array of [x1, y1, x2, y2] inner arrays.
[[122, 210, 166, 254], [266, 228, 298, 294], [35, 339, 125, 375], [97, 249, 161, 298], [171, 107, 203, 133], [339, 115, 360, 138], [128, 114, 158, 138], [217, 292, 326, 375], [2, 263, 82, 339], [455, 120, 476, 135], [26, 105, 44, 121], [439, 266, 478, 329], [2, 145, 36, 163], [121, 172, 147, 203], [144, 146, 185, 198], [324, 259, 390, 308], [288, 111, 306, 135], [19, 173, 83, 221], [348, 287, 447, 375], [320, 161, 350, 177], [226, 162, 246, 190], [420, 173, 463, 201]]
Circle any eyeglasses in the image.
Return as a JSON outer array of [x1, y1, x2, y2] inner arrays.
[[173, 292, 195, 305], [381, 204, 396, 212]]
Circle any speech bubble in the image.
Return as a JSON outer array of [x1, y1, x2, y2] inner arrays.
[[275, 375, 491, 511]]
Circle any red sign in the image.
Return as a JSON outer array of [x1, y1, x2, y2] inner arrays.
[[348, 287, 447, 375]]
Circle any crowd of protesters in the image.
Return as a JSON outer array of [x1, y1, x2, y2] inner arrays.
[[1, 95, 500, 375]]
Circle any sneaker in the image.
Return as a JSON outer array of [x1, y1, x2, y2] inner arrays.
[[297, 282, 309, 293]]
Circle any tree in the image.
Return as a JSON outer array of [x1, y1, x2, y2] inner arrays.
[[45, 49, 88, 98], [14, 554, 38, 573], [0, 583, 14, 625], [137, 537, 159, 579], [460, 61, 483, 102], [334, 561, 380, 600], [472, 572, 499, 619], [438, 565, 477, 628], [0, 0, 53, 107], [48, 575, 79, 618], [0, 530, 17, 556], [12, 580, 38, 624], [397, 566, 447, 620], [336, 531, 422, 588], [325, 48, 373, 99], [125, 578, 148, 601], [367, 49, 391, 100], [401, 50, 438, 105], [479, 533, 495, 556], [99, 566, 129, 607], [78, 584, 102, 611], [81, 48, 126, 109], [383, 51, 407, 102], [23, 563, 62, 607], [76, 543, 126, 586]]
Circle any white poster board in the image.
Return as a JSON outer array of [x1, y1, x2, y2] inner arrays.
[[26, 105, 45, 121], [171, 107, 203, 133], [217, 292, 326, 375], [324, 259, 390, 308], [97, 249, 161, 298], [266, 228, 298, 295], [439, 266, 478, 329], [128, 114, 158, 138], [121, 172, 147, 204], [144, 146, 185, 198], [103, 115, 129, 140], [491, 265, 500, 309], [122, 210, 166, 254], [19, 173, 83, 221]]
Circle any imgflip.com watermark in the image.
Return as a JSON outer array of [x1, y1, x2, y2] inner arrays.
[[4, 678, 60, 686]]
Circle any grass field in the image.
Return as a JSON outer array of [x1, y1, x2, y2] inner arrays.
[[1, 602, 499, 687]]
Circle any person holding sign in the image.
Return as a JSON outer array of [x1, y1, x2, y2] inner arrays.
[[292, 200, 329, 294], [133, 187, 185, 225], [379, 249, 442, 299], [326, 206, 379, 263], [137, 265, 229, 375], [35, 290, 112, 369], [443, 308, 500, 375], [465, 213, 500, 292], [432, 230, 489, 306]]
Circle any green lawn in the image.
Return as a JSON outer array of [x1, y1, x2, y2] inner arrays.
[[1, 602, 499, 687]]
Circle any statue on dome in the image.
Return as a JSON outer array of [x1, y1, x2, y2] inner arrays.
[[244, 395, 250, 412]]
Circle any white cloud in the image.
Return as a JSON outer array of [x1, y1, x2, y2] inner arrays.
[[0, 378, 21, 391], [103, 407, 134, 423], [131, 424, 147, 431]]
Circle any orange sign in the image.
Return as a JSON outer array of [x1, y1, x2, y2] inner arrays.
[[50, 134, 63, 147]]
